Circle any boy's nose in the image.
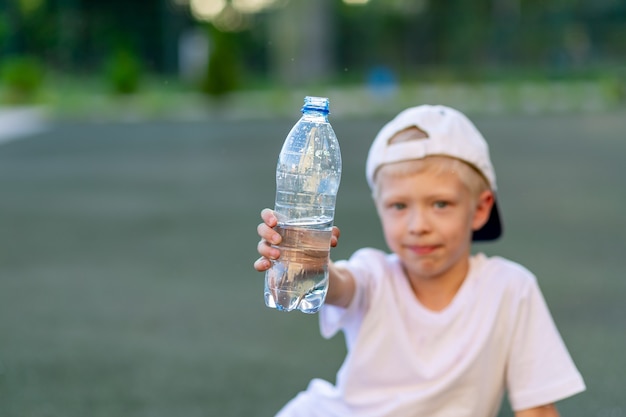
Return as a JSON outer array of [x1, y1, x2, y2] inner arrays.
[[407, 210, 431, 235]]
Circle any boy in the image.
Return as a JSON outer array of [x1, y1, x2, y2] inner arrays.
[[254, 105, 585, 417]]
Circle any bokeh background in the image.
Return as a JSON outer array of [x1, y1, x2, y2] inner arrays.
[[0, 1, 625, 416]]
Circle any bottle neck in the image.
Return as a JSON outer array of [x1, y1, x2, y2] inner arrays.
[[301, 109, 329, 123]]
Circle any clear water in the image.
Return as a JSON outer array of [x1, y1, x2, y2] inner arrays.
[[274, 120, 341, 223], [264, 219, 332, 313], [266, 106, 341, 313]]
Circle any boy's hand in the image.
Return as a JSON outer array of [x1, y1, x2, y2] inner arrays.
[[254, 209, 281, 272], [253, 208, 340, 272]]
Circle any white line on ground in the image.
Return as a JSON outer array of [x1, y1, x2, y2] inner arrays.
[[0, 107, 48, 145]]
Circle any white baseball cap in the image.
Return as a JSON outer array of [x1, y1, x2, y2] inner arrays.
[[366, 104, 502, 241]]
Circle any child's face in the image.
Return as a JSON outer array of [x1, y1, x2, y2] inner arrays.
[[375, 165, 491, 284]]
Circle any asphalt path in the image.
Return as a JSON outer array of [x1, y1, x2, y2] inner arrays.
[[0, 111, 624, 416]]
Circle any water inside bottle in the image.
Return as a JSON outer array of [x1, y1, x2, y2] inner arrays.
[[264, 219, 332, 313]]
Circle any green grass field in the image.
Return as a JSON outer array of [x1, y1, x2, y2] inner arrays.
[[0, 109, 624, 416]]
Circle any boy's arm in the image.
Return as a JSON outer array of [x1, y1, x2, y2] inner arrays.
[[515, 404, 559, 417], [324, 261, 356, 308], [254, 209, 356, 308]]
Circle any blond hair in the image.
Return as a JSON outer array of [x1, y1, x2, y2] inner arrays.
[[372, 155, 490, 200]]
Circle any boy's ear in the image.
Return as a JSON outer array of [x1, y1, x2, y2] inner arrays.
[[472, 190, 495, 231]]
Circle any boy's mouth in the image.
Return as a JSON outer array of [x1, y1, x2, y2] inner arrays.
[[406, 244, 440, 256]]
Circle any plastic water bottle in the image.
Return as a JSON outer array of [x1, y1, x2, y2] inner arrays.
[[264, 96, 342, 313]]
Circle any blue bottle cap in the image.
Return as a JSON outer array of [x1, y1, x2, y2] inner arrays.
[[302, 96, 330, 114]]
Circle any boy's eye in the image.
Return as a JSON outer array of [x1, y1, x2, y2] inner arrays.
[[433, 201, 449, 209], [390, 202, 406, 210]]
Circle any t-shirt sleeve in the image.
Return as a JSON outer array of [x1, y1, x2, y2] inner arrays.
[[319, 248, 382, 341], [506, 275, 586, 411]]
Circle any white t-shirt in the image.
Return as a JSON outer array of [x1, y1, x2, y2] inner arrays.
[[276, 249, 585, 417]]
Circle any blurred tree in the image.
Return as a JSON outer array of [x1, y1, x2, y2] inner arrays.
[[161, 0, 189, 73], [104, 48, 142, 95], [55, 0, 80, 70], [0, 54, 44, 104], [200, 24, 240, 97], [268, 0, 335, 86], [0, 0, 625, 86], [420, 0, 495, 76]]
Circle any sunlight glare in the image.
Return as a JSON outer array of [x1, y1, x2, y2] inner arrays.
[[343, 0, 370, 5], [190, 0, 226, 21], [232, 0, 277, 14]]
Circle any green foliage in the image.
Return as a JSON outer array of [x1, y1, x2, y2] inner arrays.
[[201, 26, 239, 98], [0, 55, 45, 104], [19, 0, 46, 15], [600, 75, 625, 104], [104, 49, 142, 95]]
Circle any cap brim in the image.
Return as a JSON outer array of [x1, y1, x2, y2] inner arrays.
[[472, 199, 502, 241]]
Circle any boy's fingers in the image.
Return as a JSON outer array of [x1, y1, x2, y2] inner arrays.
[[261, 208, 277, 227], [330, 226, 340, 247], [254, 209, 281, 273], [256, 222, 269, 238], [257, 223, 281, 245], [254, 256, 272, 272], [257, 239, 280, 260]]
